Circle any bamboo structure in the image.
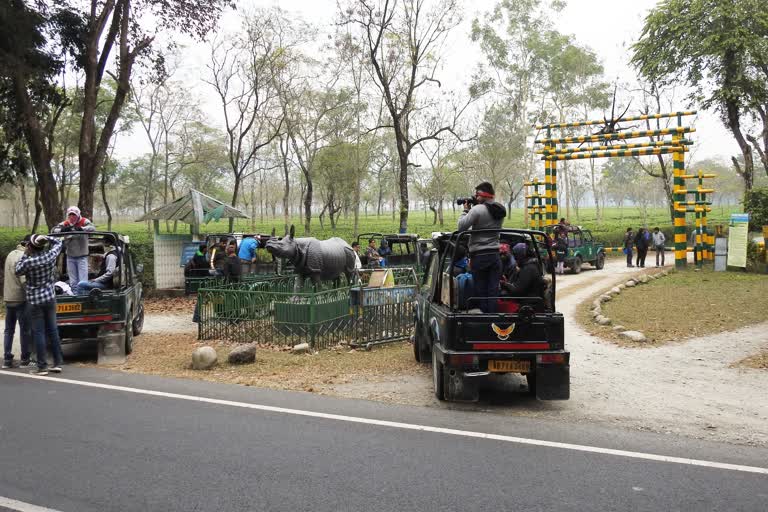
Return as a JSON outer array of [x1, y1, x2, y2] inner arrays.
[[677, 170, 716, 266], [533, 111, 700, 268], [524, 179, 546, 229]]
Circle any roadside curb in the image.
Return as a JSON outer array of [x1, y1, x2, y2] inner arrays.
[[589, 268, 674, 342]]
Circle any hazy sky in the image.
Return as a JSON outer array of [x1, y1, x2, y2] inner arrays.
[[115, 0, 736, 165]]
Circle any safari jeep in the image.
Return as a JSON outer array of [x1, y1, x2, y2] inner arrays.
[[412, 229, 570, 402], [547, 225, 605, 274], [50, 232, 144, 364], [357, 233, 426, 272]]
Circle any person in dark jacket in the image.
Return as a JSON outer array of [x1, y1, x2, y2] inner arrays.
[[222, 244, 242, 283], [457, 181, 507, 313], [554, 232, 568, 274], [623, 227, 635, 267], [185, 244, 209, 277], [502, 243, 544, 299], [634, 228, 649, 268]]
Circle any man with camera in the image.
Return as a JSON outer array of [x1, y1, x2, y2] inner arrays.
[[457, 181, 507, 313], [15, 235, 65, 375]]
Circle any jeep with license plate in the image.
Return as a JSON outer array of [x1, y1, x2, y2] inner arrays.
[[50, 232, 144, 364], [412, 229, 570, 402]]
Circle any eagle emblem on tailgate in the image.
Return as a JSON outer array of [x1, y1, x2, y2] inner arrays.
[[492, 323, 515, 341]]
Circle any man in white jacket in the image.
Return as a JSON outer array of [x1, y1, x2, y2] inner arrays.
[[652, 227, 666, 267], [3, 236, 32, 368]]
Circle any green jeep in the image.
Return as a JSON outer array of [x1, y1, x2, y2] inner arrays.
[[50, 232, 144, 364], [547, 226, 605, 274]]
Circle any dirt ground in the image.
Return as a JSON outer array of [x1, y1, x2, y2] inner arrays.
[[112, 258, 768, 447]]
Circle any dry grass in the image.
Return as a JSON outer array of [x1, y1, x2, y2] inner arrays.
[[733, 352, 768, 370], [92, 331, 425, 393], [143, 296, 196, 315], [579, 269, 768, 347]]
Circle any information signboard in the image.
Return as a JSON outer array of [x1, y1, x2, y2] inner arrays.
[[726, 213, 749, 268]]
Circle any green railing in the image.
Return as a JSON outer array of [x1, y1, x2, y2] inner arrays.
[[197, 268, 419, 350]]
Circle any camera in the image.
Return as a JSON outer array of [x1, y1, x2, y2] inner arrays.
[[456, 197, 477, 207]]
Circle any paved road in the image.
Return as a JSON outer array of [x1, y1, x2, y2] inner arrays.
[[0, 368, 766, 512]]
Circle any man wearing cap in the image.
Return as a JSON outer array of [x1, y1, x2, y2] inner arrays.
[[457, 181, 507, 313], [3, 235, 33, 368], [52, 206, 96, 294], [77, 241, 120, 292], [15, 235, 65, 375]]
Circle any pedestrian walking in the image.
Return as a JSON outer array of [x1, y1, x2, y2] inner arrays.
[[3, 235, 33, 368], [634, 228, 649, 268], [623, 228, 635, 267], [15, 235, 64, 375], [554, 231, 568, 275], [652, 227, 666, 267], [52, 206, 95, 295]]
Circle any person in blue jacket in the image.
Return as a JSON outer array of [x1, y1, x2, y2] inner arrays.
[[238, 235, 259, 274]]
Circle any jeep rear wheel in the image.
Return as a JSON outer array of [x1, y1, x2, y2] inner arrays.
[[571, 256, 583, 274], [432, 349, 445, 401], [132, 304, 144, 336], [124, 314, 134, 355], [594, 252, 605, 270], [412, 327, 430, 363]]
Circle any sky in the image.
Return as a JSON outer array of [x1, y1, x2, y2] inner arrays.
[[114, 0, 737, 165]]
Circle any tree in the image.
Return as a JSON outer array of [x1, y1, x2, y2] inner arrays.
[[1, 0, 232, 223], [207, 14, 283, 231], [0, 1, 71, 228], [631, 0, 768, 191], [345, 0, 477, 233]]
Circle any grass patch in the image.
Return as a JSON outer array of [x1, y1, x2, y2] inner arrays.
[[732, 351, 768, 370], [93, 332, 425, 393], [584, 269, 768, 345]]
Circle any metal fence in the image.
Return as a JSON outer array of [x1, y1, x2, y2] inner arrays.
[[197, 268, 419, 350]]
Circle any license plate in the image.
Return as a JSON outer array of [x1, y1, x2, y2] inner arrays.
[[488, 360, 530, 373], [56, 303, 82, 314]]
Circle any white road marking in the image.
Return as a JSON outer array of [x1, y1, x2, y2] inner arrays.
[[2, 370, 767, 476], [0, 496, 63, 512]]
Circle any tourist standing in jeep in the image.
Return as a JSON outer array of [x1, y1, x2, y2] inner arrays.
[[457, 182, 507, 313], [52, 206, 96, 294]]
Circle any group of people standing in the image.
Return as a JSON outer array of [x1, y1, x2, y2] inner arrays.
[[4, 234, 64, 375], [3, 206, 123, 375], [623, 227, 667, 268], [185, 235, 262, 284]]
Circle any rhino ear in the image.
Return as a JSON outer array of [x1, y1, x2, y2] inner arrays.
[[289, 225, 295, 239]]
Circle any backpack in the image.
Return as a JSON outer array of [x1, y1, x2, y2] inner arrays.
[[455, 272, 474, 310]]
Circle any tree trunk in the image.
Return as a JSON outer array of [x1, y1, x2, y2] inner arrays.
[[303, 177, 313, 235], [19, 181, 31, 229], [280, 138, 291, 236], [429, 205, 437, 225], [32, 182, 43, 233], [229, 174, 242, 232], [397, 148, 409, 233], [725, 95, 754, 191], [101, 169, 113, 231]]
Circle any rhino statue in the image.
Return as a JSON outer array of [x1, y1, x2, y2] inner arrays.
[[265, 225, 357, 292]]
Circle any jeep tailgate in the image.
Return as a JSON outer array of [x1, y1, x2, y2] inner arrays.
[[452, 313, 564, 351]]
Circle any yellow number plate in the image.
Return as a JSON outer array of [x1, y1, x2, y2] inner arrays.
[[488, 360, 530, 373], [56, 303, 82, 314]]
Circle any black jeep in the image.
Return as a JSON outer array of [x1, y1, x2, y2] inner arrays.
[[412, 229, 569, 402]]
